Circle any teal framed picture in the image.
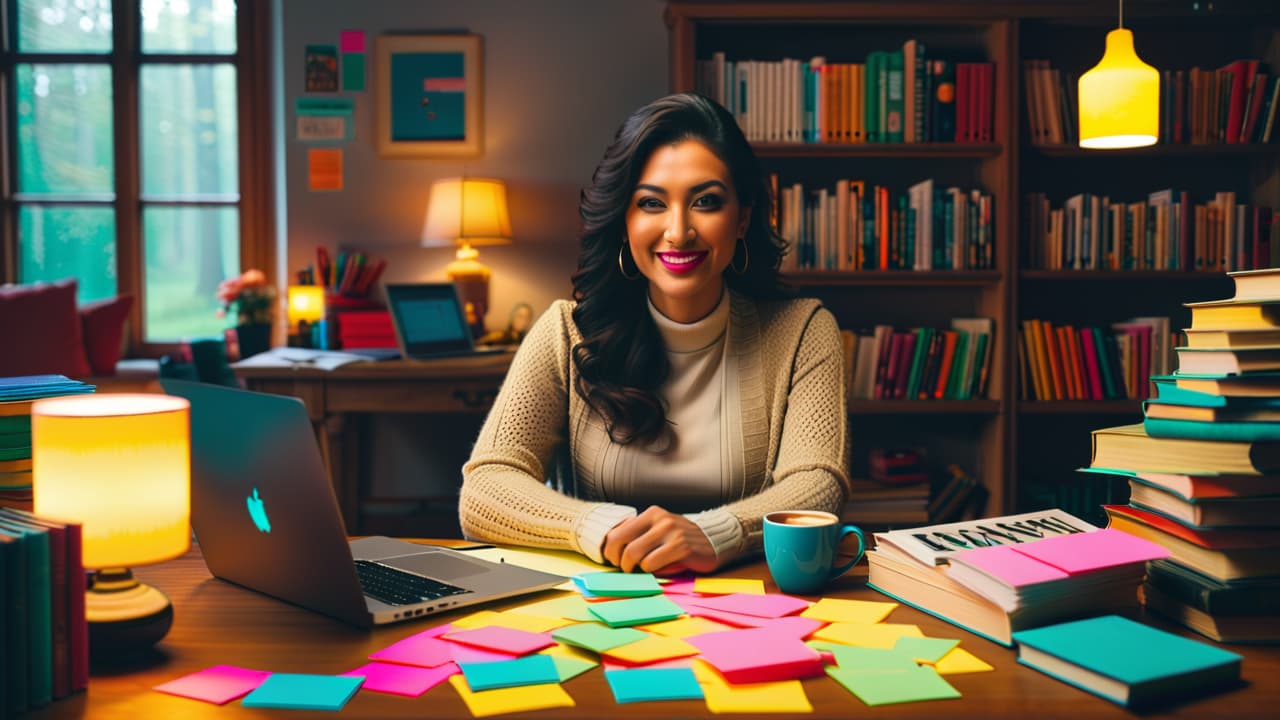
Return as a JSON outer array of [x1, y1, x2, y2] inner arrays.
[[375, 34, 483, 157]]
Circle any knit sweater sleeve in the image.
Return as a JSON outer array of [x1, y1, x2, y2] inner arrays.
[[458, 301, 634, 561], [718, 306, 851, 558]]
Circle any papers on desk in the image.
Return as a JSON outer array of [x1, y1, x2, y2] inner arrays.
[[230, 347, 369, 371]]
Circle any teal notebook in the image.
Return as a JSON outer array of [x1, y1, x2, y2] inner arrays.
[[0, 518, 51, 708], [1012, 615, 1242, 707], [1144, 416, 1280, 442]]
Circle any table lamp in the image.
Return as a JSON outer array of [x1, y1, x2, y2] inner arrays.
[[32, 394, 191, 655], [1078, 0, 1159, 149], [421, 177, 513, 336], [287, 284, 326, 347]]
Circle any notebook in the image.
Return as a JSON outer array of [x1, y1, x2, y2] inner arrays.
[[160, 379, 563, 628], [383, 283, 507, 360]]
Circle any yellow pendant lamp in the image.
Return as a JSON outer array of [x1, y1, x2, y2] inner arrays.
[[1078, 0, 1160, 149]]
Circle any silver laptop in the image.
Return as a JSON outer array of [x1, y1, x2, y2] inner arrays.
[[161, 379, 564, 628], [383, 283, 507, 359]]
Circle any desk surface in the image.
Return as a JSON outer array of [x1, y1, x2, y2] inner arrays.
[[29, 543, 1279, 719]]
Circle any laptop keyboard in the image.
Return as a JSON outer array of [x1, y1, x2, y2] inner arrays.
[[354, 560, 470, 606]]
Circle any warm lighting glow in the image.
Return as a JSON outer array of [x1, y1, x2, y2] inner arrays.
[[1078, 26, 1159, 149], [33, 394, 191, 570], [421, 178, 513, 248], [287, 284, 326, 327]]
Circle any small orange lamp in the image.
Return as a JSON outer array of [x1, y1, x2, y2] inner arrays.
[[421, 177, 513, 335], [1078, 0, 1159, 149], [33, 394, 191, 655], [287, 284, 326, 346]]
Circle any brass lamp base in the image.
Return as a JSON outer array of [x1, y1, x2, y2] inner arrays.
[[446, 242, 492, 338], [86, 568, 174, 657]]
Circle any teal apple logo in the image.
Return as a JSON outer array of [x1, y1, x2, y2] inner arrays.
[[247, 488, 271, 533]]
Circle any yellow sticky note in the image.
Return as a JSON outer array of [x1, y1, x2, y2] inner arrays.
[[800, 597, 898, 624], [511, 594, 597, 623], [541, 642, 599, 665], [452, 610, 570, 633], [702, 678, 813, 714], [447, 675, 575, 717], [931, 646, 995, 674], [694, 577, 766, 595], [638, 615, 734, 639], [812, 622, 924, 649], [603, 634, 700, 664]]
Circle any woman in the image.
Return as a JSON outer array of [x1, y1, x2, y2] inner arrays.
[[459, 92, 849, 574]]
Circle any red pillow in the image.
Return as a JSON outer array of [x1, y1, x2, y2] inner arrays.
[[0, 278, 92, 378], [80, 294, 134, 376]]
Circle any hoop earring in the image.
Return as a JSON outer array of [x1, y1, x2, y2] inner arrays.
[[618, 243, 641, 280], [731, 238, 749, 276]]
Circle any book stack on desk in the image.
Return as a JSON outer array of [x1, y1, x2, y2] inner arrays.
[[0, 375, 95, 511], [1086, 268, 1280, 643]]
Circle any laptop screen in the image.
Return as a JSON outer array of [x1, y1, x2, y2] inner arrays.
[[384, 283, 475, 357]]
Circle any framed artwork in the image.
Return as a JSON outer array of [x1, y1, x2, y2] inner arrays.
[[375, 33, 484, 157]]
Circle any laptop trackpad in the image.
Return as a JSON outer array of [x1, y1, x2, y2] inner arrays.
[[384, 552, 492, 582]]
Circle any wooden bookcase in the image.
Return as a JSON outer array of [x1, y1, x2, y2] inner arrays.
[[665, 0, 1280, 524]]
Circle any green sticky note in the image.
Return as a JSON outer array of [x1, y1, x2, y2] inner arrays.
[[894, 636, 961, 664], [549, 655, 597, 682], [577, 572, 662, 597], [341, 53, 365, 91], [458, 655, 559, 691], [829, 645, 920, 672], [240, 674, 363, 710], [827, 665, 961, 706], [552, 622, 647, 653], [587, 596, 684, 628]]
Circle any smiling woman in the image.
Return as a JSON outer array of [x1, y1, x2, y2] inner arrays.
[[458, 93, 852, 577]]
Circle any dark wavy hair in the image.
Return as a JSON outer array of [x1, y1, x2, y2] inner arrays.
[[570, 92, 788, 445]]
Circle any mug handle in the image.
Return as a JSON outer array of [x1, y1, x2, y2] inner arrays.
[[829, 525, 866, 580]]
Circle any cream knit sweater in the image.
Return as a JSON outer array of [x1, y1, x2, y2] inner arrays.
[[458, 289, 850, 567]]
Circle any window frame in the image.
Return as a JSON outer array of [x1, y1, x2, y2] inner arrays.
[[0, 0, 275, 358]]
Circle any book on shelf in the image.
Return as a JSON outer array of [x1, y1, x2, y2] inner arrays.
[[1143, 415, 1280, 442], [1079, 466, 1280, 501], [842, 477, 930, 527], [1011, 615, 1242, 708], [1145, 558, 1280, 618], [0, 515, 52, 707], [1090, 422, 1280, 475], [1103, 504, 1280, 583], [1174, 346, 1280, 375], [1173, 371, 1280, 397], [1142, 582, 1280, 644], [1127, 479, 1280, 528], [1183, 328, 1280, 349], [1186, 298, 1280, 331]]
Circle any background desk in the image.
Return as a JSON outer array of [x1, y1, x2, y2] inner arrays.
[[235, 353, 514, 534], [27, 543, 1280, 719]]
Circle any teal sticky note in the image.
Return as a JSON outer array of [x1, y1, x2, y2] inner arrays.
[[605, 668, 704, 703], [576, 572, 662, 597], [240, 674, 363, 710], [342, 53, 365, 91], [549, 655, 597, 682], [827, 665, 961, 706], [587, 596, 684, 628], [458, 655, 560, 691], [894, 636, 960, 664], [829, 645, 920, 672], [551, 622, 647, 653]]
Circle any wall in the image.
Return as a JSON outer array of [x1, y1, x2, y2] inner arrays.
[[278, 0, 670, 323]]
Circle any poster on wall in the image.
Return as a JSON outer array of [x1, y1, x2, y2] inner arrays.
[[375, 34, 483, 157], [305, 44, 339, 92]]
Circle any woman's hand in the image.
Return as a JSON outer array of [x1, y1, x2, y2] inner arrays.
[[603, 505, 718, 574]]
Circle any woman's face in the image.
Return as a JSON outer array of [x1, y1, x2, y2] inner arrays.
[[624, 140, 751, 323]]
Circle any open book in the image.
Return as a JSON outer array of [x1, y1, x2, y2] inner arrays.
[[873, 508, 1099, 567]]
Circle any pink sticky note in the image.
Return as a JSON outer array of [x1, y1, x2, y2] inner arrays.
[[369, 631, 457, 668], [689, 593, 810, 619], [153, 665, 272, 705], [949, 545, 1069, 587], [444, 626, 555, 656], [756, 615, 826, 640], [339, 30, 365, 54], [669, 595, 771, 628], [1014, 528, 1171, 575], [342, 662, 458, 697], [687, 628, 825, 683], [450, 643, 521, 664], [660, 576, 700, 595]]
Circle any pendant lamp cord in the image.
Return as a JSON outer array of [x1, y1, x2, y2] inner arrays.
[[1118, 0, 1124, 29]]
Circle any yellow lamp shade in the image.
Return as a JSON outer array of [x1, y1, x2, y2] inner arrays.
[[32, 394, 191, 570], [1078, 28, 1160, 149], [287, 284, 326, 326], [421, 178, 513, 247]]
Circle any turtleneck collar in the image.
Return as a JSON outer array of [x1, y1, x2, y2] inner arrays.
[[648, 288, 730, 354]]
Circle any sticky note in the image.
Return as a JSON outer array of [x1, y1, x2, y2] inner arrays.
[[240, 674, 363, 711], [153, 665, 271, 704], [693, 577, 765, 595], [369, 632, 457, 668], [605, 668, 704, 703], [826, 664, 961, 706], [932, 647, 994, 674], [453, 610, 569, 633], [824, 646, 919, 672], [341, 53, 365, 91], [588, 595, 684, 627], [552, 623, 648, 653], [541, 642, 598, 665], [702, 677, 813, 714], [688, 628, 825, 683], [660, 576, 699, 595], [458, 655, 560, 691], [637, 615, 734, 638], [548, 654, 598, 682], [576, 571, 663, 597], [689, 592, 810, 618], [448, 674, 575, 717], [800, 597, 898, 624], [339, 30, 365, 54], [669, 595, 770, 628], [449, 644, 521, 665], [512, 594, 598, 622], [755, 615, 826, 640], [307, 148, 342, 192], [602, 634, 700, 665], [341, 662, 458, 697], [445, 626, 555, 655], [812, 622, 924, 649], [602, 657, 696, 672], [894, 636, 961, 664]]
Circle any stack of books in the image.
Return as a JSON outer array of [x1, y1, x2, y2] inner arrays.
[[0, 375, 95, 511], [1087, 268, 1280, 643], [0, 507, 88, 711], [865, 509, 1167, 645]]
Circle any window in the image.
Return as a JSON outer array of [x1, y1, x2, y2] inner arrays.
[[1, 0, 274, 352]]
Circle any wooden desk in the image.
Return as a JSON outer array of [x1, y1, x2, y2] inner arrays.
[[234, 353, 514, 533], [26, 543, 1280, 719]]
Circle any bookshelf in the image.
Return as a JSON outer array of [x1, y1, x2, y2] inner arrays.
[[665, 0, 1280, 525]]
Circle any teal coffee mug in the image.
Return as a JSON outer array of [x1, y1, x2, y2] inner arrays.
[[763, 510, 865, 595]]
